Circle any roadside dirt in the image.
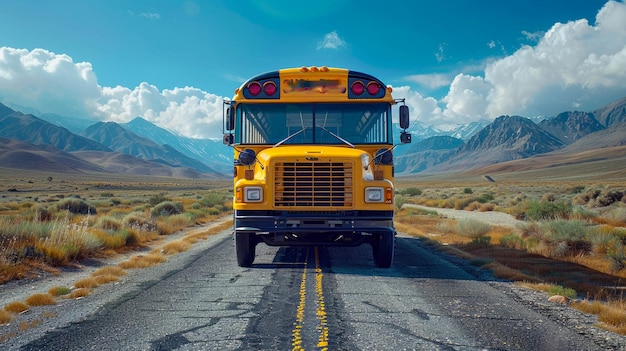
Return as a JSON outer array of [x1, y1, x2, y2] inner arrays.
[[403, 203, 524, 228], [0, 216, 233, 310]]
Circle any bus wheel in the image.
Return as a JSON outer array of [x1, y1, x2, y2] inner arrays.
[[235, 231, 256, 267], [373, 231, 394, 268]]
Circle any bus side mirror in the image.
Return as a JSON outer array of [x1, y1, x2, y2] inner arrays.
[[225, 107, 235, 131], [400, 132, 412, 144], [223, 134, 234, 145], [399, 105, 409, 129]]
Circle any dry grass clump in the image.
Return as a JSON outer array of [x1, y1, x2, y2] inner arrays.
[[122, 212, 158, 232], [455, 219, 491, 239], [162, 240, 191, 254], [66, 288, 91, 299], [4, 301, 29, 314], [573, 299, 626, 334], [93, 274, 119, 285], [0, 309, 12, 324], [156, 213, 195, 235], [118, 252, 167, 269], [25, 293, 56, 306], [95, 216, 122, 231], [184, 221, 234, 242], [73, 277, 100, 289], [92, 266, 127, 277], [151, 201, 183, 217], [48, 286, 71, 297], [482, 262, 537, 282]]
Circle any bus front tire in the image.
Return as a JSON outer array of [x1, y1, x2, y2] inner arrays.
[[235, 231, 256, 267], [373, 231, 394, 268]]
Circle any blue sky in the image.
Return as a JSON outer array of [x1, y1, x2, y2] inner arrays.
[[1, 0, 625, 139]]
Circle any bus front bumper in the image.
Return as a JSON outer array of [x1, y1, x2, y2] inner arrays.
[[234, 210, 395, 246]]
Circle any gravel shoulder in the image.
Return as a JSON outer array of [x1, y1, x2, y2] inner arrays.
[[1, 216, 234, 348], [401, 204, 626, 349], [0, 216, 232, 309], [403, 203, 524, 228]]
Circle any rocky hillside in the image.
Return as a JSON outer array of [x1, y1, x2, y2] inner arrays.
[[539, 111, 604, 144]]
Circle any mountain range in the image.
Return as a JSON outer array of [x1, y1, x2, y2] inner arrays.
[[396, 96, 626, 178], [0, 105, 229, 178], [1, 95, 625, 180]]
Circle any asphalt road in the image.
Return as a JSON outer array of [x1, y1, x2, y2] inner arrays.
[[7, 230, 617, 351]]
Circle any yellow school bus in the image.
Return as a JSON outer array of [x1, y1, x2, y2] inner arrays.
[[223, 66, 411, 268]]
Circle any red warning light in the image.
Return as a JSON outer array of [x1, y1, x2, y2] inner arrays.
[[351, 81, 365, 95], [248, 82, 262, 96], [367, 82, 380, 95], [263, 82, 277, 96]]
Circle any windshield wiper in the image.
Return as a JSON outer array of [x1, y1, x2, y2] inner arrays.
[[318, 126, 354, 148], [273, 127, 307, 147]]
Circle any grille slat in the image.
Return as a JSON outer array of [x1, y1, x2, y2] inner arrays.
[[275, 161, 353, 207]]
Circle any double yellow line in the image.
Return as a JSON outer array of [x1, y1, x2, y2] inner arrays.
[[292, 247, 329, 351]]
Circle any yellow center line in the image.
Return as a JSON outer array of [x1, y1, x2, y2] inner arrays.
[[291, 247, 330, 351], [315, 247, 329, 350], [292, 248, 308, 351]]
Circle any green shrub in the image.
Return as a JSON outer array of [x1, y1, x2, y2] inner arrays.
[[602, 207, 626, 224], [548, 285, 577, 299], [455, 218, 491, 239], [55, 198, 97, 215], [586, 226, 618, 254], [607, 241, 626, 272], [151, 201, 183, 217], [395, 195, 408, 210], [399, 187, 422, 196], [463, 188, 473, 194], [407, 207, 438, 216], [541, 219, 588, 243], [96, 216, 122, 231], [476, 193, 495, 203], [31, 204, 53, 221], [199, 192, 226, 208], [500, 234, 527, 250], [524, 200, 571, 221], [113, 228, 135, 246], [453, 197, 475, 210], [122, 212, 157, 231], [148, 193, 171, 207]]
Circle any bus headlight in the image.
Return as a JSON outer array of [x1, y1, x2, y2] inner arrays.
[[365, 187, 384, 203], [244, 187, 263, 202]]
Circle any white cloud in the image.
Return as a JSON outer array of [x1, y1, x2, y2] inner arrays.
[[521, 30, 543, 42], [0, 47, 100, 118], [0, 47, 225, 139], [90, 84, 223, 139], [317, 31, 346, 50], [139, 12, 161, 20], [403, 74, 451, 89], [391, 86, 444, 124], [404, 0, 626, 125], [434, 43, 446, 62], [484, 0, 626, 118]]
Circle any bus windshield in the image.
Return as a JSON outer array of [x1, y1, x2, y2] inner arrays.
[[236, 103, 391, 145]]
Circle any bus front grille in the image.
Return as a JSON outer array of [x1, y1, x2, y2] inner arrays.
[[274, 161, 353, 207]]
